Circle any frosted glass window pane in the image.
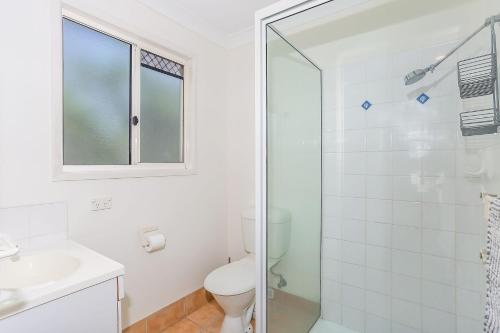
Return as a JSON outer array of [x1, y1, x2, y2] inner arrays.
[[63, 18, 131, 165], [140, 66, 183, 163]]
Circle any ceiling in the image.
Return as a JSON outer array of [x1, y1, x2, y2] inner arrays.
[[138, 0, 281, 48]]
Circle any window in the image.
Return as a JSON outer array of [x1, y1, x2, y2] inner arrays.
[[57, 13, 192, 179]]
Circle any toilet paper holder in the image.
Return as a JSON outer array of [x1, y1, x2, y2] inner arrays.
[[140, 226, 166, 253]]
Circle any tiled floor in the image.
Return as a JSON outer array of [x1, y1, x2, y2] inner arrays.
[[162, 301, 224, 333], [161, 301, 256, 333]]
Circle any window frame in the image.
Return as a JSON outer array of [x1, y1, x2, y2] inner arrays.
[[52, 8, 196, 180]]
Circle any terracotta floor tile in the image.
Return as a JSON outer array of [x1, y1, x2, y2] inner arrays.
[[148, 299, 186, 333], [123, 318, 147, 333], [187, 303, 224, 329], [162, 319, 201, 333], [184, 289, 210, 315]]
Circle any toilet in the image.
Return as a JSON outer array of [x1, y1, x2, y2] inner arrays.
[[204, 208, 291, 333]]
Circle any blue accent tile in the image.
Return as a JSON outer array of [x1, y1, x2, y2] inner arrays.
[[417, 93, 430, 104], [361, 100, 372, 110]]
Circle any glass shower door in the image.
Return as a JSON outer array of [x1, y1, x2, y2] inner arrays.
[[266, 25, 322, 333]]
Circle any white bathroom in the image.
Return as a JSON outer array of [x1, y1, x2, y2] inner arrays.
[[1, 0, 500, 333]]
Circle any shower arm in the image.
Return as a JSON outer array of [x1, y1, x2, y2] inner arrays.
[[423, 14, 500, 74]]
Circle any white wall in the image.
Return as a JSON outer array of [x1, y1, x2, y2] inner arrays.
[[0, 0, 242, 327], [225, 43, 256, 261]]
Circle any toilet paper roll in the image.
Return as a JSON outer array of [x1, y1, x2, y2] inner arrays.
[[144, 233, 166, 253]]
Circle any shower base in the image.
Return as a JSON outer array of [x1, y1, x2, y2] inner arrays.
[[310, 319, 359, 333]]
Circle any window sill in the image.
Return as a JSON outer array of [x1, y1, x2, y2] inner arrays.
[[53, 164, 196, 181]]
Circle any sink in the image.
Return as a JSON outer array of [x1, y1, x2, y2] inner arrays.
[[0, 252, 80, 290]]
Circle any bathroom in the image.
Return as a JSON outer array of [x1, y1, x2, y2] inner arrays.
[[1, 0, 500, 332]]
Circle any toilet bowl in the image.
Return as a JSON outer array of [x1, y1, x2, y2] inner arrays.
[[204, 255, 255, 333], [204, 208, 291, 333]]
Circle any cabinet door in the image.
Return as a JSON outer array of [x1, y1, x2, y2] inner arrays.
[[0, 279, 118, 333]]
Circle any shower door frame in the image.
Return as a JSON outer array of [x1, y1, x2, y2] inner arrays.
[[254, 1, 331, 332]]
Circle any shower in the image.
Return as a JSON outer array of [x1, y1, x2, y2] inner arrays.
[[257, 1, 500, 332]]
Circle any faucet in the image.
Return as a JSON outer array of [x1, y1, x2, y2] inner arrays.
[[0, 234, 19, 260]]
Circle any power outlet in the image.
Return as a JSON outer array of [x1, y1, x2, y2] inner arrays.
[[91, 197, 112, 211]]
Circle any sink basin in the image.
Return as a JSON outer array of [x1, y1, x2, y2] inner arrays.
[[0, 252, 80, 290]]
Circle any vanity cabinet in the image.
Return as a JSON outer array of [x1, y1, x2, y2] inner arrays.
[[0, 278, 122, 333]]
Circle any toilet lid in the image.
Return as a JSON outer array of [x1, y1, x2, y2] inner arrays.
[[204, 256, 255, 296]]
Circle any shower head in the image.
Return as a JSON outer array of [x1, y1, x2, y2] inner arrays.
[[404, 68, 428, 86]]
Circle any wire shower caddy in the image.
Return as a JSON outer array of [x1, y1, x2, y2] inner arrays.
[[459, 18, 500, 136]]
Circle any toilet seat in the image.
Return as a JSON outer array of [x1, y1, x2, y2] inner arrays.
[[204, 255, 255, 296]]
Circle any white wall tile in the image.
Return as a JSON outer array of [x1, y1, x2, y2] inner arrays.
[[455, 233, 480, 262], [422, 280, 455, 312], [421, 176, 455, 204], [422, 150, 455, 176], [366, 268, 391, 294], [392, 273, 421, 303], [343, 263, 366, 288], [342, 241, 366, 265], [392, 299, 421, 329], [365, 128, 392, 151], [422, 203, 455, 231], [342, 305, 366, 332], [456, 261, 482, 292], [324, 259, 342, 281], [392, 151, 421, 175], [344, 152, 366, 174], [323, 300, 343, 324], [367, 245, 391, 271], [392, 250, 420, 277], [342, 62, 366, 84], [341, 219, 365, 243], [323, 110, 339, 132], [422, 255, 455, 285], [324, 238, 342, 260], [393, 201, 421, 227], [342, 284, 365, 310], [342, 197, 366, 220], [366, 291, 391, 319], [323, 279, 342, 302], [365, 103, 397, 128], [366, 314, 391, 333], [455, 179, 483, 206], [323, 217, 342, 239], [344, 130, 367, 152], [366, 152, 393, 175], [392, 226, 421, 252], [344, 105, 367, 128], [342, 175, 366, 197], [367, 199, 392, 223], [367, 222, 391, 247], [422, 307, 456, 333], [455, 205, 482, 235], [456, 316, 482, 333], [0, 207, 29, 241], [393, 176, 421, 201], [366, 176, 393, 199], [456, 288, 481, 320], [391, 322, 420, 333], [324, 196, 342, 220], [422, 229, 455, 258]]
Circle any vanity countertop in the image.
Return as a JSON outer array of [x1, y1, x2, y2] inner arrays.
[[0, 240, 124, 320]]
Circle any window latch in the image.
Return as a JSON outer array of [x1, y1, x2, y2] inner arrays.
[[132, 116, 139, 126]]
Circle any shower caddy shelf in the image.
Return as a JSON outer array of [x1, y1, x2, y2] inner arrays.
[[457, 16, 500, 136]]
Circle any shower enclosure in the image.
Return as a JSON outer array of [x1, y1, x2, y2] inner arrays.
[[256, 0, 500, 332]]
